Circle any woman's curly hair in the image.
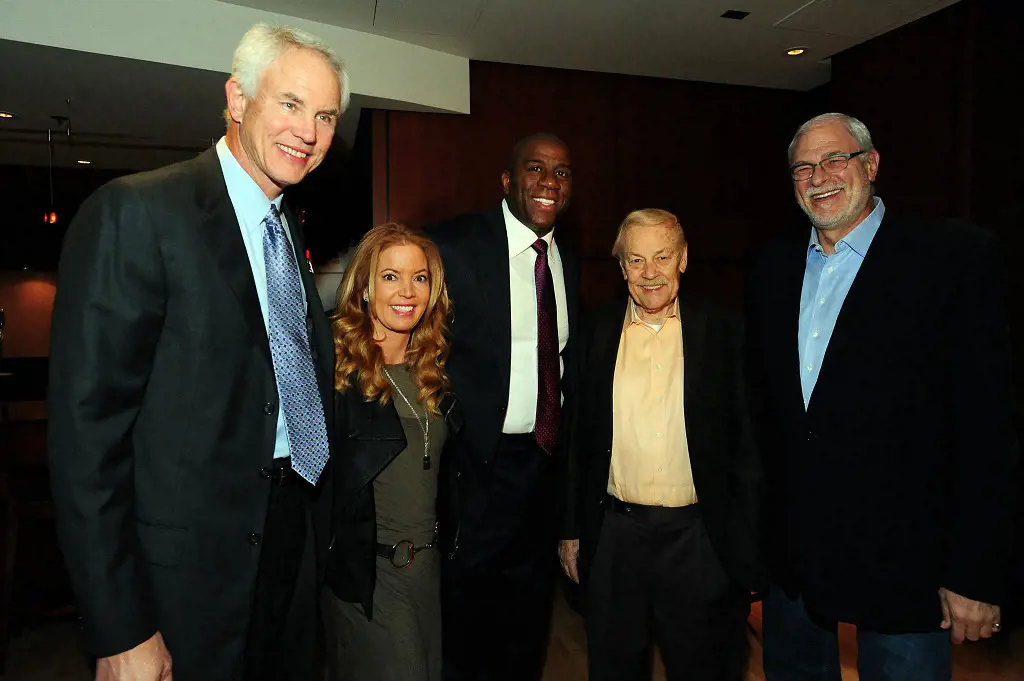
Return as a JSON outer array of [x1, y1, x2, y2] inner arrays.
[[330, 223, 451, 415]]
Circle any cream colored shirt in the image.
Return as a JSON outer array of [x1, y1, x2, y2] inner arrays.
[[501, 199, 569, 433], [608, 299, 697, 507]]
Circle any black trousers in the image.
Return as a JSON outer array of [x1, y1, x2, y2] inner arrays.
[[586, 501, 749, 681], [243, 459, 318, 681], [442, 435, 558, 681]]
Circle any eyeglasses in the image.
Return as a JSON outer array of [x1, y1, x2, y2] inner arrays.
[[789, 151, 866, 181]]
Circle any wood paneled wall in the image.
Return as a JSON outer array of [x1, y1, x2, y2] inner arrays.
[[367, 61, 812, 310]]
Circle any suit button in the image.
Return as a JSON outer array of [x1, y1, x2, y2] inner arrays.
[[249, 533, 261, 546], [806, 430, 816, 441], [259, 467, 271, 479], [264, 402, 275, 415]]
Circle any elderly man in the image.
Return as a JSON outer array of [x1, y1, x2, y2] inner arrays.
[[746, 112, 1018, 681], [48, 23, 346, 681], [560, 209, 763, 681]]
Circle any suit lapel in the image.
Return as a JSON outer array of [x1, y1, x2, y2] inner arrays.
[[558, 236, 580, 337], [678, 293, 707, 413], [476, 209, 513, 393], [814, 215, 902, 393], [776, 238, 809, 418], [283, 205, 335, 403], [595, 302, 628, 456], [194, 148, 273, 368], [337, 391, 405, 505]]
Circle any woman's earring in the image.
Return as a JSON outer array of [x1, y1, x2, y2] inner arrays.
[[362, 291, 369, 302]]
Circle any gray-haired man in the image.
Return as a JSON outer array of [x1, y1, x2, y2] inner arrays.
[[746, 113, 1017, 680], [48, 23, 346, 681]]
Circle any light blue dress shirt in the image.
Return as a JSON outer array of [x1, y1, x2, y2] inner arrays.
[[798, 196, 885, 408], [215, 137, 306, 459]]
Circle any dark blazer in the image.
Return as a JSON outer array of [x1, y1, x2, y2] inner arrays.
[[325, 384, 463, 617], [47, 148, 335, 679], [425, 208, 580, 558], [746, 212, 1019, 633], [573, 293, 765, 592]]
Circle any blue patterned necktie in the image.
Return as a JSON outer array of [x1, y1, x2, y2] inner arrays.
[[263, 205, 329, 484]]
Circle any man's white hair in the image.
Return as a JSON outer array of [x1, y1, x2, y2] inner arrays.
[[232, 22, 350, 113], [788, 113, 873, 162]]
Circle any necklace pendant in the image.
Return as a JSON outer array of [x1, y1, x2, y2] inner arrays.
[[423, 453, 431, 470]]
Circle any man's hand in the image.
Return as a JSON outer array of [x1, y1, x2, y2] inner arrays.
[[95, 632, 172, 681], [559, 539, 580, 584], [939, 587, 1001, 643]]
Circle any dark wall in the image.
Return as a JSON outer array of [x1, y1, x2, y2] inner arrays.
[[371, 60, 813, 309], [827, 0, 1024, 611], [0, 132, 366, 271], [828, 0, 1023, 414], [0, 165, 129, 270]]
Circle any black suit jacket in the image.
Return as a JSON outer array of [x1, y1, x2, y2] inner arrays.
[[746, 212, 1018, 632], [573, 293, 765, 591], [47, 148, 335, 679], [325, 385, 463, 617], [425, 208, 580, 559]]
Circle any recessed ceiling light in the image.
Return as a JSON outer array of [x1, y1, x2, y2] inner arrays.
[[786, 47, 808, 56], [0, 111, 15, 119], [77, 159, 92, 165]]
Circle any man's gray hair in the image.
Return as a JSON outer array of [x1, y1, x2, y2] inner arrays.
[[232, 23, 350, 113], [788, 113, 873, 162], [611, 209, 686, 263]]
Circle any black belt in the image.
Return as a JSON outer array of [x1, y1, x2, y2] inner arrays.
[[376, 536, 435, 568], [268, 458, 311, 488], [498, 432, 537, 446], [608, 496, 700, 522]]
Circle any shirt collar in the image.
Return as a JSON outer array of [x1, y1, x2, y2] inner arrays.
[[215, 137, 284, 228], [808, 196, 885, 258], [502, 198, 554, 259], [624, 296, 680, 332]]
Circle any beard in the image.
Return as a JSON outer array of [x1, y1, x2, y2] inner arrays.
[[800, 175, 873, 230]]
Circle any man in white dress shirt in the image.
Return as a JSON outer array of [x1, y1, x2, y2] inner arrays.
[[426, 133, 580, 681]]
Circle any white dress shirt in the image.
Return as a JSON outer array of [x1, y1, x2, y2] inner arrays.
[[215, 137, 306, 458], [501, 199, 569, 434]]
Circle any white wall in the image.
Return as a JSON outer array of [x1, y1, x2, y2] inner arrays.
[[0, 0, 470, 114]]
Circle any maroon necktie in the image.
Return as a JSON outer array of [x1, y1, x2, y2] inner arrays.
[[531, 239, 560, 454]]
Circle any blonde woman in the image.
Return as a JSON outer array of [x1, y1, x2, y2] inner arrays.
[[322, 222, 459, 681]]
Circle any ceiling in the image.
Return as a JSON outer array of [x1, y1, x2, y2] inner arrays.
[[0, 0, 960, 170], [0, 37, 366, 171], [224, 0, 961, 90]]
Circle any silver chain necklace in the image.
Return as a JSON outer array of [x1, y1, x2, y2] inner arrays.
[[382, 365, 431, 470]]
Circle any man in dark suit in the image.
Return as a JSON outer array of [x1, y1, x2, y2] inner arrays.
[[47, 23, 346, 681], [559, 209, 762, 681], [426, 133, 579, 680], [746, 113, 1018, 681]]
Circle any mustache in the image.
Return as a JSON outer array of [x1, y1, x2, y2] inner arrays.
[[805, 182, 846, 200], [636, 278, 669, 287]]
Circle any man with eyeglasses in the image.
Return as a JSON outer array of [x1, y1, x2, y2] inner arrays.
[[745, 112, 1017, 681]]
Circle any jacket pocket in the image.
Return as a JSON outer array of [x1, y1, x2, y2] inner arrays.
[[136, 521, 188, 567]]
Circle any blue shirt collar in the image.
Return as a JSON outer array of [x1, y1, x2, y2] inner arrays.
[[808, 196, 885, 258], [215, 137, 283, 228]]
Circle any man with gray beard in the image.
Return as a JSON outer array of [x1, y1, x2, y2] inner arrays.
[[745, 113, 1018, 680]]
